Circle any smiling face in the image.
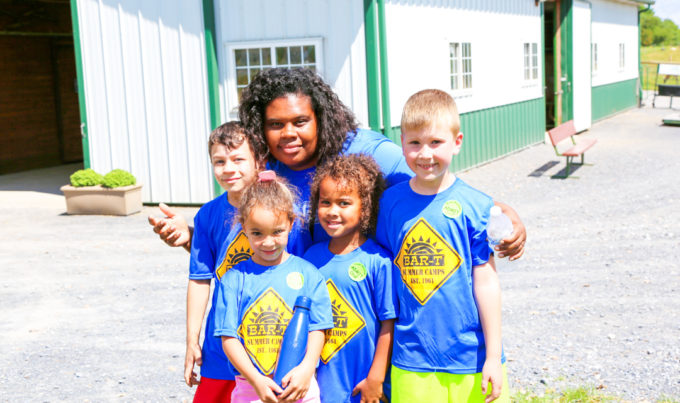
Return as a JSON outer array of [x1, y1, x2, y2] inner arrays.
[[401, 123, 463, 193], [210, 141, 259, 200], [243, 204, 292, 266], [263, 93, 319, 171], [317, 177, 363, 247]]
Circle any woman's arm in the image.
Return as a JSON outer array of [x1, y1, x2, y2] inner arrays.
[[473, 256, 503, 403], [352, 319, 395, 403], [494, 201, 526, 261], [222, 337, 283, 403], [147, 203, 193, 252], [277, 330, 325, 403], [184, 279, 210, 386]]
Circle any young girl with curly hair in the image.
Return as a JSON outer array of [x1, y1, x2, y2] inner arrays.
[[303, 155, 397, 403]]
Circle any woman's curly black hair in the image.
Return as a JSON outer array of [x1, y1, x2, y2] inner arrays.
[[307, 154, 386, 238], [238, 68, 359, 166]]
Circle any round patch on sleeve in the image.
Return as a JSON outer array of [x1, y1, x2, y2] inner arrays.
[[442, 200, 462, 219], [286, 272, 304, 290], [348, 262, 367, 281]]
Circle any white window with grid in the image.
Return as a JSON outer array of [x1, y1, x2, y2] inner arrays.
[[618, 43, 625, 70], [591, 43, 598, 75], [225, 38, 323, 113], [523, 42, 539, 83], [449, 42, 472, 95]]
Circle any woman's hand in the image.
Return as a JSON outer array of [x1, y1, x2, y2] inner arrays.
[[147, 203, 192, 252], [494, 201, 526, 261]]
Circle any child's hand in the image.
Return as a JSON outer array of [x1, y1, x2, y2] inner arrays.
[[278, 363, 315, 403], [183, 342, 202, 387], [250, 374, 283, 403], [351, 376, 385, 403], [481, 359, 503, 403]]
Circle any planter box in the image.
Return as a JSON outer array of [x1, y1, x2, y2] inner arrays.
[[60, 184, 143, 216]]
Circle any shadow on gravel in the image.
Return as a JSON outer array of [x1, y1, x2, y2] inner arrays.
[[528, 161, 560, 177]]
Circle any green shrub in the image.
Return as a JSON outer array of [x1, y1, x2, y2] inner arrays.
[[102, 169, 137, 188], [70, 168, 104, 187]]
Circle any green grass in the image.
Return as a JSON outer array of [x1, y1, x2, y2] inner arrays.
[[511, 386, 679, 403], [641, 46, 680, 90]]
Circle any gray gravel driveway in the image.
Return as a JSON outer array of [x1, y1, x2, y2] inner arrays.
[[1, 103, 679, 402]]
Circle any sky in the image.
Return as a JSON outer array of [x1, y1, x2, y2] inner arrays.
[[651, 0, 680, 27]]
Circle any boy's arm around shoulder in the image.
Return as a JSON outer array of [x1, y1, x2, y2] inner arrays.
[[473, 255, 504, 402]]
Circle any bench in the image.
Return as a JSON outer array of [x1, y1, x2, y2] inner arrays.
[[652, 63, 680, 108], [547, 120, 597, 178]]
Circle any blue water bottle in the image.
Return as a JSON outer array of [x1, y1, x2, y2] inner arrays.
[[273, 295, 311, 388]]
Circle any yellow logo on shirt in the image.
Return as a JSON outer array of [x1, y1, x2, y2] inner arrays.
[[320, 280, 366, 364], [237, 288, 293, 374], [394, 218, 462, 305], [215, 231, 252, 280]]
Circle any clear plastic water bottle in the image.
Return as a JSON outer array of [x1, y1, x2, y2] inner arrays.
[[273, 295, 311, 388], [486, 206, 514, 246]]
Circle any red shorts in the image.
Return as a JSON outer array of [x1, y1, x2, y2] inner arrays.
[[193, 377, 236, 403]]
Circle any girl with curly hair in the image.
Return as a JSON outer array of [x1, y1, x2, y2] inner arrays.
[[302, 154, 397, 403]]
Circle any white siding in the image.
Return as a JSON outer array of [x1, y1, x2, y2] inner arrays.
[[591, 0, 639, 87], [75, 0, 213, 203], [385, 0, 543, 126], [214, 0, 369, 127]]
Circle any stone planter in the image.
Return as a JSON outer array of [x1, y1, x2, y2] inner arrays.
[[60, 184, 143, 216]]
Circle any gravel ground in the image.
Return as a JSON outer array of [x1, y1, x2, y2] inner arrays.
[[1, 101, 679, 402]]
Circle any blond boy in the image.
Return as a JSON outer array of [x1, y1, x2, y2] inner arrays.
[[376, 89, 509, 403]]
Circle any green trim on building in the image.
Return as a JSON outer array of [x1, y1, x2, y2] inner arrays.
[[591, 79, 637, 122], [202, 0, 224, 197], [377, 0, 396, 144], [454, 98, 546, 172], [363, 0, 382, 132], [69, 0, 90, 168], [561, 0, 574, 123], [386, 98, 546, 172]]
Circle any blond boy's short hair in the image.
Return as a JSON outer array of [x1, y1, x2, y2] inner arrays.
[[401, 89, 460, 135]]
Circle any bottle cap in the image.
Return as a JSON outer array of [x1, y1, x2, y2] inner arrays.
[[490, 206, 502, 216], [294, 296, 311, 310]]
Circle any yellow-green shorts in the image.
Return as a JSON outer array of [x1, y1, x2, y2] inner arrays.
[[391, 364, 510, 403]]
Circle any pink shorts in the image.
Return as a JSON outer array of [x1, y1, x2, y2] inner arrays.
[[231, 375, 320, 403]]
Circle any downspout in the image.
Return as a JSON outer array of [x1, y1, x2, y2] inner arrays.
[[69, 0, 90, 168], [363, 0, 382, 132], [638, 3, 652, 107], [202, 0, 223, 197], [555, 0, 562, 126], [377, 0, 396, 143]]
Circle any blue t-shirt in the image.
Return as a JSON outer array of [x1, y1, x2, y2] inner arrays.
[[303, 239, 397, 403], [376, 178, 505, 374], [189, 192, 240, 380], [189, 193, 309, 379], [213, 255, 334, 376], [270, 128, 413, 244]]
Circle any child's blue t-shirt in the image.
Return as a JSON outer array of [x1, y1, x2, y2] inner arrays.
[[189, 192, 240, 380], [269, 128, 413, 244], [375, 178, 505, 374], [189, 193, 309, 380], [303, 239, 398, 403], [213, 255, 334, 376]]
